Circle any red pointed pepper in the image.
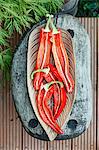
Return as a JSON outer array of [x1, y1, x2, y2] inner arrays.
[[50, 21, 74, 93], [42, 85, 63, 134], [54, 85, 67, 120], [43, 81, 67, 120], [33, 15, 52, 90], [43, 68, 61, 117], [36, 83, 63, 134], [31, 66, 67, 120], [31, 67, 61, 117]]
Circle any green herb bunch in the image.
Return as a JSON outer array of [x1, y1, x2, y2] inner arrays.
[[0, 0, 63, 80]]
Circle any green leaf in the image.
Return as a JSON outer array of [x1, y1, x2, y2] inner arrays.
[[13, 19, 22, 34], [0, 48, 12, 71], [0, 29, 9, 46], [0, 0, 64, 81], [0, 54, 4, 70], [77, 0, 99, 17]]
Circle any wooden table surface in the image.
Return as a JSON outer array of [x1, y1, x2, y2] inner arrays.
[[0, 18, 99, 150]]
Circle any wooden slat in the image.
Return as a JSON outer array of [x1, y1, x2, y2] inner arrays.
[[89, 18, 97, 150], [48, 139, 72, 150], [3, 80, 7, 149], [48, 140, 59, 150], [97, 18, 99, 150], [93, 18, 97, 150], [87, 18, 92, 150], [0, 17, 98, 150], [0, 33, 22, 150], [0, 72, 4, 150], [0, 76, 22, 150], [36, 139, 47, 150], [22, 128, 47, 150], [48, 140, 57, 150], [86, 18, 91, 150], [23, 130, 29, 150]]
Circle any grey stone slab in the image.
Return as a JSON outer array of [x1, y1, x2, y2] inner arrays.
[[60, 0, 79, 16], [11, 14, 92, 141]]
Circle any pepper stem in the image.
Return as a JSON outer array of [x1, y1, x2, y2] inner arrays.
[[31, 68, 50, 80], [44, 14, 53, 32], [50, 19, 59, 34], [43, 81, 64, 91]]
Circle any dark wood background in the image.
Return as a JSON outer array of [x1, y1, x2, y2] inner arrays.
[[0, 18, 99, 150]]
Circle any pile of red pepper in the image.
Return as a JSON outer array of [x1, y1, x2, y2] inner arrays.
[[31, 14, 74, 134]]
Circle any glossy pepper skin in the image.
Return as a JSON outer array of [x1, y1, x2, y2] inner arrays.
[[32, 65, 67, 120], [51, 29, 74, 93], [42, 85, 63, 134], [36, 83, 63, 134], [48, 64, 62, 82], [31, 66, 61, 117], [54, 85, 67, 120], [47, 64, 67, 119], [33, 28, 51, 90], [43, 68, 61, 117], [43, 80, 67, 120]]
